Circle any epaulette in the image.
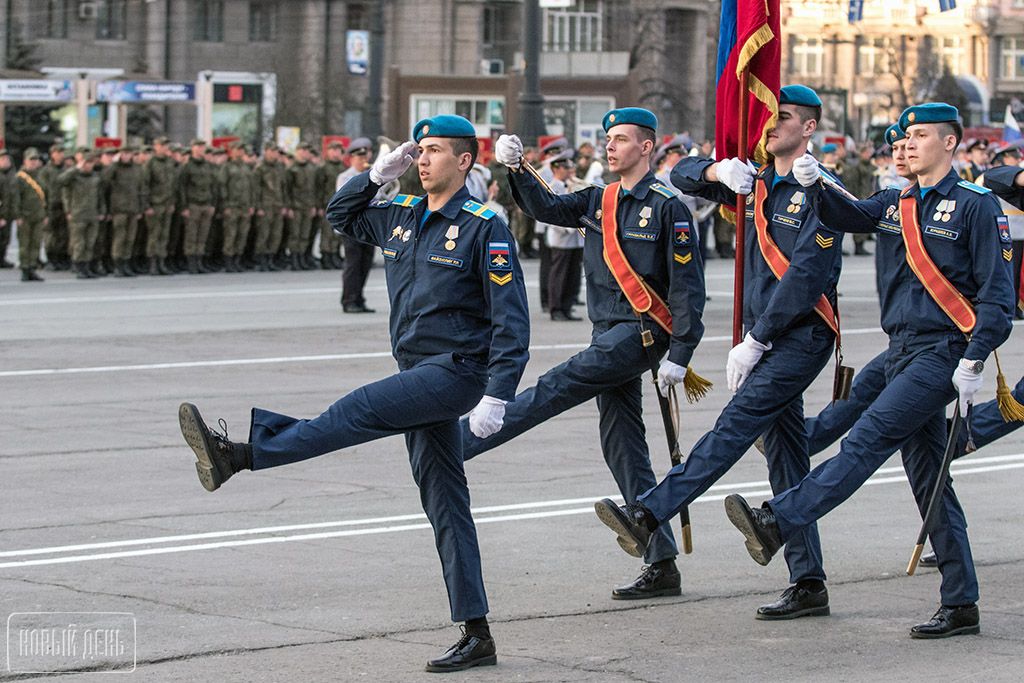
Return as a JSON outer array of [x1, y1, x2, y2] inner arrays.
[[392, 194, 423, 208], [956, 180, 991, 195], [649, 182, 676, 199], [461, 199, 495, 219]]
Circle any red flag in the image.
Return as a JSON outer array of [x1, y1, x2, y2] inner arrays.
[[714, 0, 781, 166]]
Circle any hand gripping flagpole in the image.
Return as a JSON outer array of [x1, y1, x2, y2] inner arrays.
[[733, 68, 750, 346]]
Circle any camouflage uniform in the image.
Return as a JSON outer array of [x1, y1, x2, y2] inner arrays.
[[285, 151, 318, 269], [316, 151, 347, 269], [176, 147, 219, 272], [61, 162, 106, 277], [39, 152, 69, 269], [218, 151, 256, 270], [144, 147, 178, 273], [101, 155, 146, 275], [12, 155, 48, 278]]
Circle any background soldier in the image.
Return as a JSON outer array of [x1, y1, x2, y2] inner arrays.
[[286, 142, 318, 270], [102, 147, 146, 277], [335, 137, 387, 313], [61, 152, 105, 279], [144, 137, 178, 275], [40, 145, 70, 271], [316, 141, 347, 269], [177, 139, 219, 274], [12, 148, 48, 281], [219, 142, 256, 272], [253, 143, 287, 271], [0, 151, 14, 268]]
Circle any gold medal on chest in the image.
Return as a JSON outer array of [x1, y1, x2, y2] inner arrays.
[[445, 225, 459, 250], [638, 206, 652, 227]]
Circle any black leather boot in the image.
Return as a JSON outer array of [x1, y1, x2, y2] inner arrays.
[[594, 498, 657, 558], [724, 494, 782, 566], [178, 403, 252, 492], [910, 604, 980, 639], [611, 559, 682, 600], [425, 627, 496, 673], [756, 583, 830, 620]]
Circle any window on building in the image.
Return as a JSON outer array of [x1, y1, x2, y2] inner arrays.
[[96, 0, 128, 40], [858, 37, 890, 76], [791, 37, 824, 77], [44, 0, 68, 39], [347, 3, 368, 31], [1001, 37, 1024, 79], [543, 0, 603, 52], [194, 0, 225, 42], [412, 97, 504, 130], [939, 36, 963, 74], [249, 1, 278, 41]]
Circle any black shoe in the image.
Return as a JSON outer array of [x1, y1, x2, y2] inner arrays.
[[854, 244, 871, 256], [551, 309, 582, 321], [342, 302, 374, 313], [594, 498, 655, 558], [611, 559, 681, 600], [21, 269, 44, 282], [919, 551, 938, 568], [0, 258, 14, 268], [910, 604, 980, 639], [178, 403, 250, 492], [756, 584, 830, 620], [724, 494, 782, 566], [425, 627, 496, 673]]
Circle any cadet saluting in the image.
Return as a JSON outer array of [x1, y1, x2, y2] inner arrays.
[[467, 108, 706, 600], [175, 114, 529, 674], [724, 103, 1015, 638]]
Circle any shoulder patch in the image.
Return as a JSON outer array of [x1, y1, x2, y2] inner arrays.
[[649, 183, 676, 199], [393, 194, 424, 208], [956, 180, 991, 195], [461, 199, 496, 219]]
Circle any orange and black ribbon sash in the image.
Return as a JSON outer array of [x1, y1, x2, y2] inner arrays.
[[752, 178, 839, 335], [600, 182, 673, 334], [898, 193, 977, 333]]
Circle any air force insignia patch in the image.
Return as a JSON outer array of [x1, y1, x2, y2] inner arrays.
[[673, 221, 690, 246], [488, 241, 511, 271]]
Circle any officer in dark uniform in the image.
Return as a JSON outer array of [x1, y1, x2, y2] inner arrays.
[[176, 114, 529, 674], [476, 107, 705, 599], [335, 138, 383, 312], [960, 138, 988, 183], [595, 86, 843, 620], [724, 103, 1015, 638]]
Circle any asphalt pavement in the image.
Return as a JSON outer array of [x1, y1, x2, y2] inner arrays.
[[1, 247, 1022, 682]]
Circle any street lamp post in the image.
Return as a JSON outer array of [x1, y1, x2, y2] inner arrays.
[[517, 0, 545, 146]]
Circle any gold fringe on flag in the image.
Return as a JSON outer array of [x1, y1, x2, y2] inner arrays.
[[993, 350, 1024, 422], [682, 366, 713, 404]]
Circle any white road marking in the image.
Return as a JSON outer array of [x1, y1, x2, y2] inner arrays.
[[1, 453, 1021, 569]]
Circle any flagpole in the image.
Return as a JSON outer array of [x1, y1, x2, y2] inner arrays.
[[733, 68, 750, 346]]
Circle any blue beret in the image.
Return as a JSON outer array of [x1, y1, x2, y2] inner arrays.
[[603, 107, 658, 133], [884, 124, 906, 146], [820, 143, 837, 154], [780, 84, 822, 108], [898, 103, 959, 131], [412, 114, 476, 143]]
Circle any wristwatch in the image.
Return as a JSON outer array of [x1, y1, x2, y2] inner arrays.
[[961, 359, 984, 375]]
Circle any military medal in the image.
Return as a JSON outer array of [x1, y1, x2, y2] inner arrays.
[[638, 206, 652, 228], [402, 229, 412, 242], [445, 225, 459, 251], [389, 226, 403, 241]]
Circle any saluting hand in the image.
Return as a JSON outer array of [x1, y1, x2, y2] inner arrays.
[[370, 141, 418, 185], [793, 153, 821, 188], [726, 333, 772, 393], [712, 157, 756, 195], [494, 135, 524, 169], [468, 395, 507, 439]]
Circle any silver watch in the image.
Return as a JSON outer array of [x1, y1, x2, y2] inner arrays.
[[962, 359, 984, 375]]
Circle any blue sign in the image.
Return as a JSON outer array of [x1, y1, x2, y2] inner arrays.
[[347, 30, 369, 75], [96, 81, 196, 103]]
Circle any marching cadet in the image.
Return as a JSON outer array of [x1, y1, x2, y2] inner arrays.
[[0, 151, 16, 269], [594, 87, 843, 620], [61, 151, 106, 279], [143, 137, 178, 275], [253, 142, 288, 271], [40, 145, 70, 271], [724, 102, 1015, 638], [335, 137, 392, 313], [478, 107, 706, 599], [218, 142, 256, 272], [11, 148, 48, 281], [101, 147, 146, 277], [177, 139, 219, 274], [316, 140, 347, 269], [286, 142, 319, 270], [176, 114, 529, 673]]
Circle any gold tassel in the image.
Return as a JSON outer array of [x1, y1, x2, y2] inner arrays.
[[682, 366, 713, 404], [993, 350, 1024, 422]]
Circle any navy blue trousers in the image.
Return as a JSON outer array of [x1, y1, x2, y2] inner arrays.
[[770, 333, 978, 605], [248, 353, 490, 622], [639, 323, 835, 585], [967, 374, 1024, 451], [806, 349, 888, 457], [462, 321, 679, 564]]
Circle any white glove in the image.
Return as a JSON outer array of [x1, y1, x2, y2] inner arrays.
[[369, 140, 418, 185], [792, 153, 821, 187], [468, 395, 507, 439], [951, 359, 985, 415], [494, 134, 524, 169], [715, 157, 756, 195], [657, 359, 687, 396], [726, 333, 772, 393]]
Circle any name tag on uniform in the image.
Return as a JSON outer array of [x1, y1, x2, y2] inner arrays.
[[580, 215, 601, 232], [427, 253, 464, 269], [382, 247, 400, 260], [877, 221, 901, 235], [772, 213, 802, 230], [923, 225, 960, 241], [623, 228, 659, 241]]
